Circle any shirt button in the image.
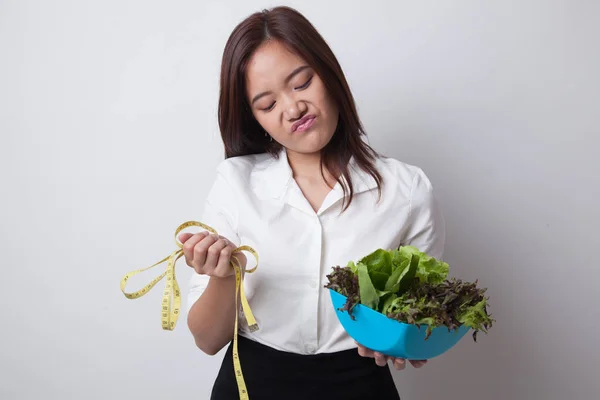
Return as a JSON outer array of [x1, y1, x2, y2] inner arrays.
[[305, 344, 316, 353], [309, 280, 317, 289]]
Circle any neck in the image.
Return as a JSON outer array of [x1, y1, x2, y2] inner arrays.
[[285, 149, 339, 188], [286, 149, 322, 178]]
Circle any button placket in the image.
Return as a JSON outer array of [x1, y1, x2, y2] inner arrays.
[[308, 215, 323, 352]]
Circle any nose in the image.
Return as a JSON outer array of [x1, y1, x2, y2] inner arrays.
[[282, 95, 307, 121]]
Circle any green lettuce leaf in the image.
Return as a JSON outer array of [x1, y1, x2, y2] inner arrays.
[[391, 248, 408, 268], [457, 298, 493, 341], [359, 249, 393, 276], [356, 262, 379, 310], [369, 272, 390, 291], [347, 261, 359, 274], [381, 293, 398, 315], [399, 245, 449, 284], [358, 249, 394, 291], [397, 254, 420, 294], [384, 258, 408, 292]]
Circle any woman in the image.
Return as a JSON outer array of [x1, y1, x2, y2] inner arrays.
[[180, 6, 445, 400]]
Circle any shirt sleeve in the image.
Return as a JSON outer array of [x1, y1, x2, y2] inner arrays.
[[402, 167, 446, 260], [186, 167, 241, 313]]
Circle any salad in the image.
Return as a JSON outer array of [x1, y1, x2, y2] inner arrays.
[[324, 246, 494, 341]]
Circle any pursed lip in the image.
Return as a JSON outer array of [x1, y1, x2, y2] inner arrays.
[[291, 115, 316, 132]]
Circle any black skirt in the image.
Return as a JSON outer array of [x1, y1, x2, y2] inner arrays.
[[210, 335, 401, 400]]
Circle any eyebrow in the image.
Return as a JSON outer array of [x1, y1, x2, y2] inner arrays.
[[250, 65, 311, 106]]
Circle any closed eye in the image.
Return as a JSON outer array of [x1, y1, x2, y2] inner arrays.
[[295, 76, 313, 90], [261, 101, 276, 112]]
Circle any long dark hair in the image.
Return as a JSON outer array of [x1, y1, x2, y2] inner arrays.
[[218, 6, 383, 210]]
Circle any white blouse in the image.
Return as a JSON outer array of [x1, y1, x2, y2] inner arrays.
[[187, 149, 445, 355]]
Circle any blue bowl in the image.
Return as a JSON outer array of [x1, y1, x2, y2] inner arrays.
[[330, 289, 470, 360]]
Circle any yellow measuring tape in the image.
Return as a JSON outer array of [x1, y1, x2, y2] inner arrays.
[[120, 221, 259, 400]]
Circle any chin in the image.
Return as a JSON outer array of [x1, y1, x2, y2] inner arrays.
[[287, 143, 326, 156], [287, 132, 333, 154]]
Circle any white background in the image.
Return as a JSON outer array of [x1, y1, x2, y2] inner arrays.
[[2, 1, 599, 399]]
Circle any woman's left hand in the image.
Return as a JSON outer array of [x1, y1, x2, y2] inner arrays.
[[356, 342, 427, 370]]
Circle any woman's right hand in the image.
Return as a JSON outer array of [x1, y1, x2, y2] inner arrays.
[[179, 231, 246, 278]]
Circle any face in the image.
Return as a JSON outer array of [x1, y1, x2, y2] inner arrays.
[[245, 40, 339, 156]]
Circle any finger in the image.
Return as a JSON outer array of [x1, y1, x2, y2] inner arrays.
[[357, 346, 369, 358], [374, 352, 388, 367], [204, 237, 229, 272], [393, 358, 406, 370], [178, 232, 194, 244], [356, 343, 373, 358], [191, 234, 217, 271], [231, 250, 247, 270], [182, 232, 208, 266], [214, 241, 235, 277], [409, 360, 427, 368]]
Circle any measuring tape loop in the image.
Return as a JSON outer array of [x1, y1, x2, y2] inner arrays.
[[120, 221, 259, 399]]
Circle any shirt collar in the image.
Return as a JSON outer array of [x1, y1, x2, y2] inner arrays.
[[254, 148, 379, 213]]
